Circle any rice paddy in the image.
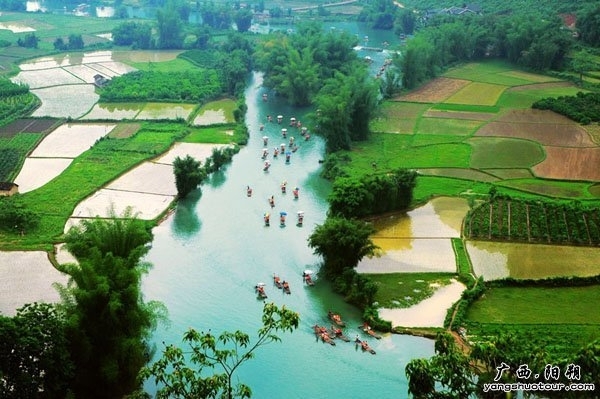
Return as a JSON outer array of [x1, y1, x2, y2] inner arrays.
[[444, 82, 507, 106], [135, 103, 196, 121], [30, 123, 115, 158], [468, 137, 544, 169], [467, 240, 600, 280], [533, 146, 600, 181], [394, 77, 470, 103], [31, 85, 99, 118], [416, 117, 483, 136], [193, 98, 237, 126]]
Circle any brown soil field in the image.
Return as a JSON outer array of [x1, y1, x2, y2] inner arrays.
[[533, 146, 600, 181], [394, 78, 470, 103], [108, 123, 141, 139], [424, 110, 496, 121], [496, 109, 576, 124], [507, 81, 573, 92], [475, 121, 595, 147], [0, 118, 60, 137]]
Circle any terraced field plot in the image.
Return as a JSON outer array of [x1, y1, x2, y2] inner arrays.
[[193, 99, 237, 126], [533, 146, 600, 181], [0, 118, 59, 136], [82, 103, 143, 120], [135, 103, 196, 120], [498, 179, 595, 198], [14, 158, 73, 193], [424, 109, 496, 121], [32, 85, 98, 118], [417, 168, 499, 182], [467, 240, 600, 280], [394, 77, 469, 103], [370, 101, 429, 134], [468, 137, 544, 169], [476, 121, 593, 147], [30, 123, 115, 158], [12, 68, 84, 89], [444, 82, 507, 106], [416, 117, 483, 136]]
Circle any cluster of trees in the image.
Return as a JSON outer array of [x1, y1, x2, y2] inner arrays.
[[358, 0, 416, 34], [99, 70, 222, 103], [112, 21, 152, 49], [53, 34, 84, 51], [406, 331, 600, 399], [0, 214, 161, 397], [577, 5, 600, 47], [173, 146, 239, 199], [254, 22, 379, 152], [328, 169, 417, 218], [533, 91, 600, 124], [16, 32, 39, 49], [58, 213, 161, 398], [0, 79, 36, 126], [0, 195, 39, 233], [400, 13, 573, 89]]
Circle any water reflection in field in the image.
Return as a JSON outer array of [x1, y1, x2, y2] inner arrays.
[[467, 241, 600, 280], [82, 103, 143, 120], [32, 85, 98, 118], [357, 197, 469, 273]]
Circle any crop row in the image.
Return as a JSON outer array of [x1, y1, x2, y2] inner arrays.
[[464, 197, 600, 246], [0, 93, 39, 127], [0, 148, 20, 181]]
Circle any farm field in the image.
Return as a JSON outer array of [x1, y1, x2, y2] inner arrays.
[[444, 82, 507, 106], [533, 146, 600, 181], [466, 240, 600, 280], [192, 98, 237, 126], [29, 123, 115, 158]]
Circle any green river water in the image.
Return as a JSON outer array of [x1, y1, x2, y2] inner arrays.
[[141, 72, 435, 398]]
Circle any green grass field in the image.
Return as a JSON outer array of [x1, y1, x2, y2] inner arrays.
[[466, 285, 600, 324], [497, 178, 600, 199], [182, 124, 244, 144], [128, 58, 198, 72], [444, 82, 508, 106], [366, 272, 456, 308], [468, 137, 544, 169], [416, 117, 483, 136]]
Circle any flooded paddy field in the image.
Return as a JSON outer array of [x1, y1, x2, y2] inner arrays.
[[467, 240, 600, 280], [357, 197, 469, 274]]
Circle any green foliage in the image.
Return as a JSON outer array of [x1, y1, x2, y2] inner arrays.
[[59, 215, 160, 399], [0, 79, 37, 127], [307, 217, 377, 279], [577, 5, 600, 47], [199, 2, 233, 29], [328, 169, 417, 218], [141, 302, 299, 399], [100, 70, 221, 103], [358, 0, 397, 30], [17, 32, 39, 48], [0, 195, 39, 233], [532, 91, 600, 124], [0, 303, 74, 399], [156, 5, 184, 49], [405, 332, 475, 399], [112, 21, 152, 49], [173, 155, 205, 199], [0, 149, 19, 181], [234, 9, 253, 33]]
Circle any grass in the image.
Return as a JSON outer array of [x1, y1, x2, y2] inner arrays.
[[466, 285, 600, 324], [468, 137, 544, 169], [497, 86, 587, 109], [128, 58, 198, 72], [413, 176, 489, 203], [370, 102, 428, 133], [366, 272, 456, 308], [416, 117, 483, 136], [443, 61, 543, 86], [496, 178, 599, 199], [431, 103, 500, 113], [182, 124, 242, 144]]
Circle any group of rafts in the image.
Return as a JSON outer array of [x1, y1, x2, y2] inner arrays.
[[254, 270, 315, 299], [313, 312, 382, 355], [259, 111, 310, 173], [246, 102, 310, 228]]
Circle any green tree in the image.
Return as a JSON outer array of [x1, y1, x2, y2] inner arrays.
[[173, 155, 206, 199], [234, 8, 253, 33], [53, 37, 66, 50], [112, 21, 152, 49], [141, 303, 299, 399], [0, 195, 39, 234], [405, 332, 476, 399], [0, 303, 74, 399], [156, 6, 184, 49], [58, 214, 162, 399], [17, 32, 39, 48], [571, 50, 597, 84], [67, 34, 84, 50], [307, 217, 377, 278], [578, 5, 600, 47]]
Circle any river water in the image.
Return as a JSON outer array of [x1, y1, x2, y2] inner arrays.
[[141, 72, 434, 397]]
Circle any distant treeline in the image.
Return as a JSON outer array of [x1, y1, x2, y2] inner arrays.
[[533, 92, 600, 124]]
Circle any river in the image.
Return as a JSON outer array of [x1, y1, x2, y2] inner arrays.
[[141, 72, 434, 397]]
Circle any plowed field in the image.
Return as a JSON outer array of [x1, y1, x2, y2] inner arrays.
[[394, 77, 469, 103], [533, 147, 600, 181]]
